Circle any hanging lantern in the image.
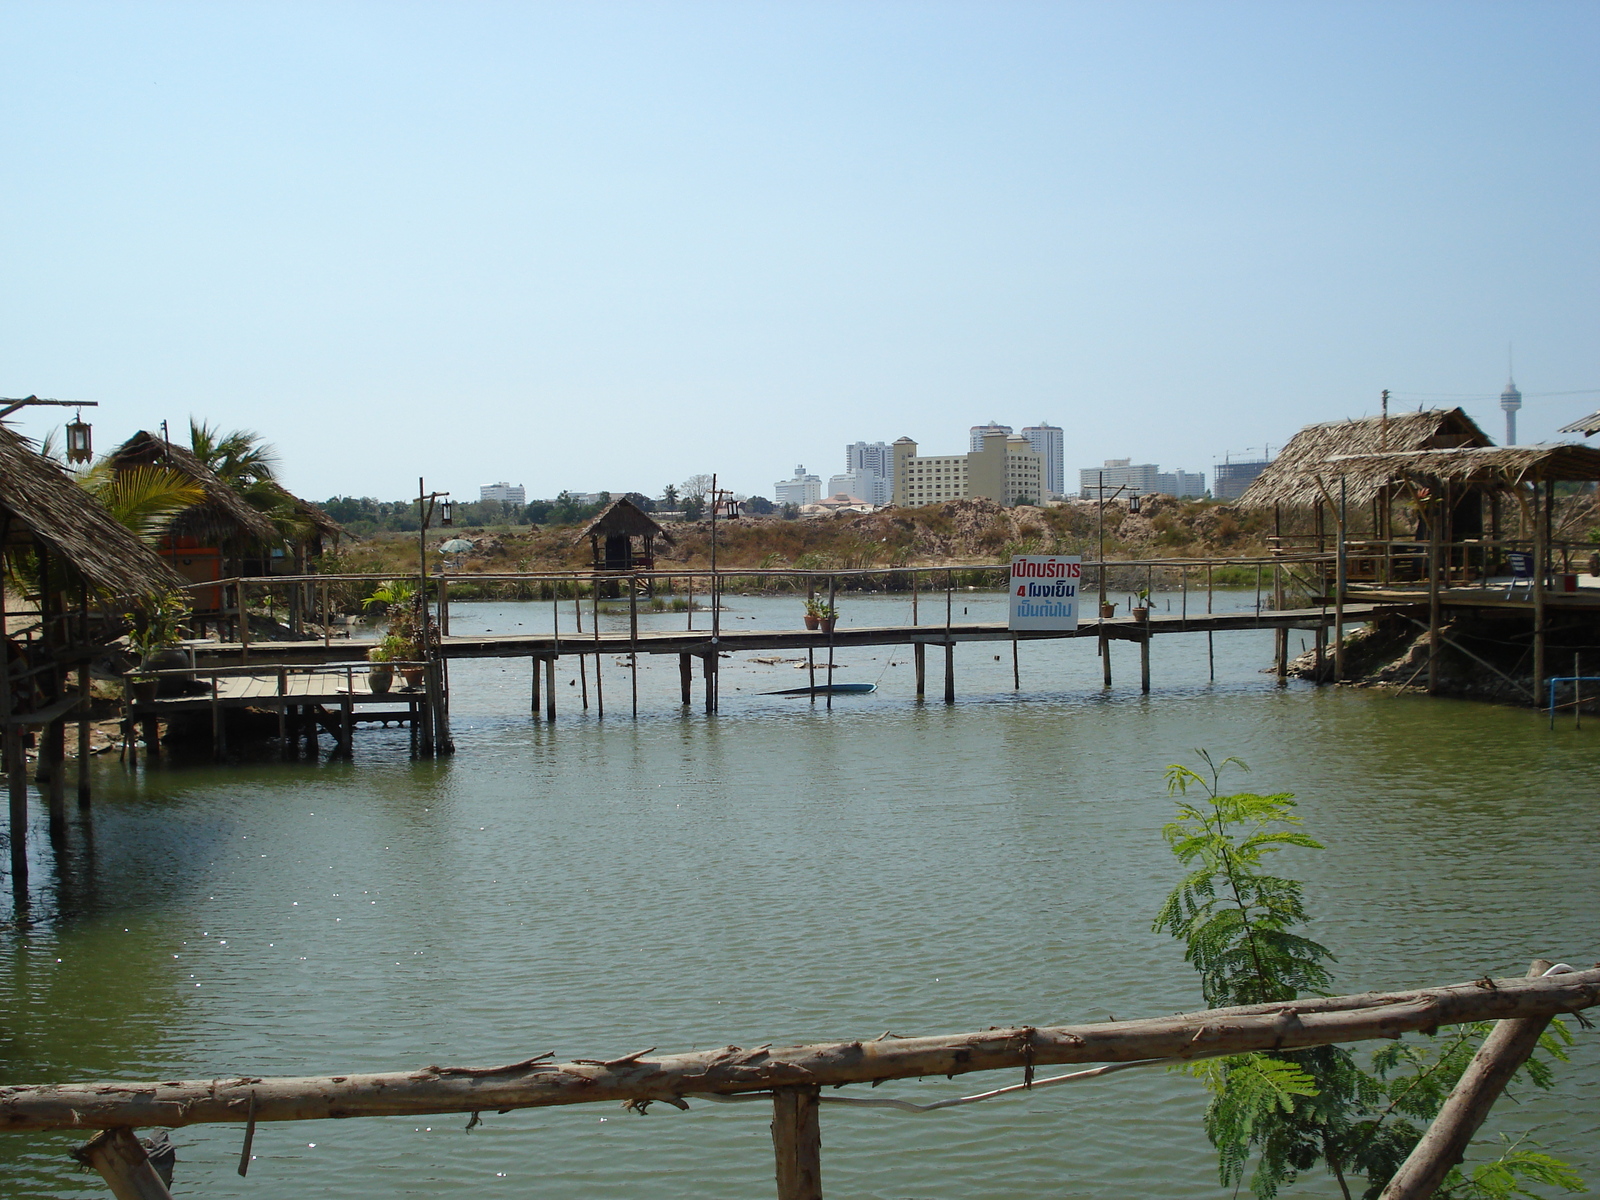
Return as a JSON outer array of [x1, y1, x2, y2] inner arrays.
[[721, 497, 740, 520], [438, 499, 453, 527], [65, 414, 93, 464], [1129, 493, 1141, 514]]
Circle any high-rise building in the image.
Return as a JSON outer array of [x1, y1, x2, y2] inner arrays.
[[1501, 377, 1522, 445], [841, 441, 893, 504], [1155, 469, 1206, 498], [1213, 458, 1271, 501], [1079, 459, 1159, 499], [1020, 422, 1064, 497], [969, 421, 1012, 452], [892, 432, 1042, 507], [774, 465, 822, 507], [480, 482, 526, 505]]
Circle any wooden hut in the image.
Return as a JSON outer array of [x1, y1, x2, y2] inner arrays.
[[2, 425, 184, 872], [577, 498, 671, 573], [107, 431, 279, 624]]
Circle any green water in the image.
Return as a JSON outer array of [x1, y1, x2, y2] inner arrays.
[[2, 594, 1596, 1198]]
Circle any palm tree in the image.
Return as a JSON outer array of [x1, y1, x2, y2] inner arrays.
[[76, 462, 206, 543], [188, 420, 279, 489]]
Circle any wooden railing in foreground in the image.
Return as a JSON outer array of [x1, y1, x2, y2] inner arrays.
[[6, 965, 1595, 1200]]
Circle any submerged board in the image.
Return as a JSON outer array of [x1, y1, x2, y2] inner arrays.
[[760, 682, 879, 697]]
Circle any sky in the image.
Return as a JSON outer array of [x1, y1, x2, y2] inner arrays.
[[2, 0, 1596, 503]]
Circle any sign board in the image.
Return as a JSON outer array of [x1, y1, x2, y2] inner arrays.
[[1008, 555, 1080, 631]]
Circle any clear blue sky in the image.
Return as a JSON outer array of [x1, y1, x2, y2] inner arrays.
[[3, 1, 1595, 502]]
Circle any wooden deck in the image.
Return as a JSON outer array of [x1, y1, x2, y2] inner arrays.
[[186, 603, 1405, 669]]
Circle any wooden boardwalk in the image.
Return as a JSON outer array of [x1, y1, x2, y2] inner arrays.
[[187, 603, 1404, 668]]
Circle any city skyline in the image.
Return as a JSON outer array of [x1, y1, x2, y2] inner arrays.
[[1, 3, 1593, 502]]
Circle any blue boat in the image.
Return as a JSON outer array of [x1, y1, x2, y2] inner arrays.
[[760, 682, 878, 697]]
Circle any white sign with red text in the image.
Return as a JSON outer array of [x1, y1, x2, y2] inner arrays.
[[1008, 555, 1081, 630]]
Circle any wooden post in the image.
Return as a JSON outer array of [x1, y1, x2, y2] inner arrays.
[[1140, 630, 1150, 694], [1334, 480, 1348, 682], [771, 1085, 823, 1200], [77, 584, 91, 809], [629, 581, 639, 719], [1427, 498, 1442, 695], [1102, 633, 1113, 687], [678, 653, 692, 705], [5, 723, 26, 888], [239, 581, 251, 662], [210, 676, 224, 759], [321, 582, 330, 648], [1206, 562, 1215, 682], [1011, 637, 1020, 689], [702, 652, 715, 715], [545, 657, 557, 723], [943, 642, 955, 705], [591, 585, 604, 718], [1532, 482, 1549, 698], [913, 642, 925, 699], [340, 693, 354, 757], [1378, 962, 1557, 1200], [531, 655, 541, 716], [74, 1128, 176, 1200], [825, 576, 836, 711], [44, 719, 66, 834], [1273, 562, 1287, 680]]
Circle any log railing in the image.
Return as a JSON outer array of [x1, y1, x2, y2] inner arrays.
[[7, 965, 1595, 1200]]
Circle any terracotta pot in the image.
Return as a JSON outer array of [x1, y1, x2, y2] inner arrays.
[[131, 679, 157, 706], [400, 667, 425, 690], [368, 666, 394, 694], [803, 614, 821, 630], [1131, 606, 1149, 624], [820, 618, 836, 634], [1099, 602, 1116, 618], [141, 647, 192, 696]]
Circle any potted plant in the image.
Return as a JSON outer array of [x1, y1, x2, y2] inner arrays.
[[365, 581, 426, 688], [1131, 588, 1151, 624], [128, 673, 158, 706], [367, 635, 405, 694], [1099, 600, 1117, 619], [803, 596, 826, 630], [815, 602, 839, 634], [123, 590, 193, 697]]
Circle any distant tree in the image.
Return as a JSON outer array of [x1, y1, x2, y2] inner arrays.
[[524, 499, 554, 524], [682, 495, 706, 521], [661, 484, 679, 510], [780, 502, 800, 520], [623, 491, 656, 513], [743, 495, 775, 514], [681, 474, 713, 503]]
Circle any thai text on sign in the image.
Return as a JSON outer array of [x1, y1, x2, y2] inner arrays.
[[1008, 555, 1080, 630]]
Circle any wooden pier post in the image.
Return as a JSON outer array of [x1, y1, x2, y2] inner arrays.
[[1140, 630, 1150, 694], [339, 694, 354, 758], [74, 1128, 176, 1200], [629, 582, 639, 719], [1206, 563, 1215, 682], [702, 652, 715, 715], [5, 725, 26, 888], [1011, 637, 1020, 690], [943, 642, 955, 705], [77, 667, 91, 809], [913, 643, 925, 699], [545, 657, 557, 723], [44, 719, 66, 834], [1333, 479, 1348, 681], [592, 587, 604, 719], [210, 677, 225, 760], [771, 1086, 823, 1200], [678, 653, 692, 706], [1532, 481, 1549, 698], [825, 576, 836, 711], [1427, 505, 1442, 695], [530, 655, 540, 716]]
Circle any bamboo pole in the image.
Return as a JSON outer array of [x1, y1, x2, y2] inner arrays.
[[1379, 962, 1560, 1200], [7, 968, 1595, 1132], [771, 1086, 823, 1200]]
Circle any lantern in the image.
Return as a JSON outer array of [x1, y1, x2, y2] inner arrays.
[[65, 415, 93, 464], [1129, 493, 1141, 514], [721, 497, 740, 520], [438, 499, 453, 527]]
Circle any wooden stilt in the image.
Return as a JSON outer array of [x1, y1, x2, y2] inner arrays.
[[770, 1086, 823, 1200], [210, 677, 224, 759], [1102, 636, 1112, 687], [531, 655, 541, 716], [943, 642, 955, 705], [1140, 631, 1150, 693], [42, 718, 66, 835], [1011, 637, 1020, 689], [1532, 482, 1549, 698], [825, 576, 836, 711], [702, 653, 714, 715], [807, 648, 815, 702], [340, 694, 353, 757], [1427, 503, 1442, 695], [678, 653, 692, 706], [913, 643, 925, 699], [6, 726, 27, 887], [545, 657, 557, 723], [1378, 962, 1556, 1200], [629, 583, 639, 719], [77, 585, 91, 808], [73, 1127, 176, 1200], [592, 587, 604, 718]]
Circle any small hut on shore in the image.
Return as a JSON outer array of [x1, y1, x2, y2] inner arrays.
[[108, 432, 279, 622], [2, 425, 184, 868], [578, 497, 671, 572]]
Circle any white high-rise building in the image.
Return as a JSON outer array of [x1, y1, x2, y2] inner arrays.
[[775, 465, 823, 507], [480, 482, 526, 505], [1079, 459, 1159, 498], [969, 421, 1013, 452], [839, 441, 893, 504], [1155, 469, 1206, 498], [1020, 423, 1064, 497]]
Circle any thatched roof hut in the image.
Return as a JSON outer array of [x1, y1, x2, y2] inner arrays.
[[0, 425, 182, 599], [576, 497, 672, 572], [108, 431, 278, 547], [1238, 408, 1492, 509], [1321, 443, 1600, 503]]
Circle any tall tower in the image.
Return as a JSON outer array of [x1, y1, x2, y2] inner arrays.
[[1500, 377, 1522, 445]]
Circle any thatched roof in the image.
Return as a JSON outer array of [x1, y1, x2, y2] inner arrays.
[[576, 497, 672, 543], [1237, 408, 1492, 508], [1558, 410, 1600, 438], [1320, 443, 1600, 502], [0, 425, 184, 598], [108, 431, 278, 546]]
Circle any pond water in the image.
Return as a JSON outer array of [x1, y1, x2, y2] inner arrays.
[[1, 592, 1595, 1199]]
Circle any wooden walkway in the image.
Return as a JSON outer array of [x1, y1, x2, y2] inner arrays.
[[187, 603, 1404, 668]]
